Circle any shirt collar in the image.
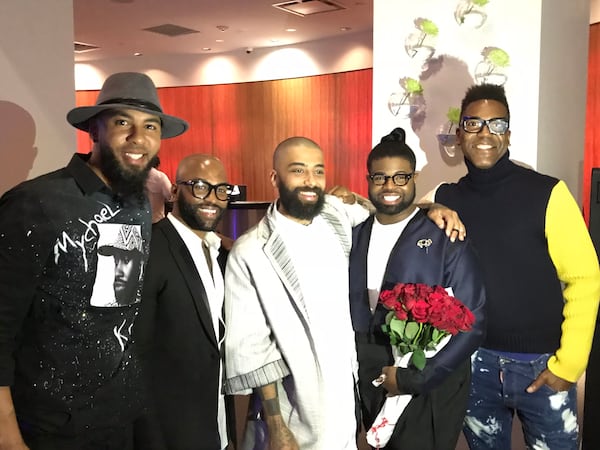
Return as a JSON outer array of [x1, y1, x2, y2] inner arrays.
[[167, 213, 222, 250], [66, 153, 109, 195]]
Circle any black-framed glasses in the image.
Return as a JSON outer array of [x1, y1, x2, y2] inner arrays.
[[461, 116, 510, 135], [368, 173, 414, 186], [176, 179, 233, 201]]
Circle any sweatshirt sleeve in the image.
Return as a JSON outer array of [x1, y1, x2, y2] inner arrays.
[[545, 181, 600, 381]]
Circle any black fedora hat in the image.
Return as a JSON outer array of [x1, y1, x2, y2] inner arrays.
[[67, 72, 188, 139]]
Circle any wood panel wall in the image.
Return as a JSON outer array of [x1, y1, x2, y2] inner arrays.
[[76, 69, 373, 201]]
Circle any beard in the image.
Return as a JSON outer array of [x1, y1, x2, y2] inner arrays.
[[277, 182, 325, 222], [98, 142, 156, 207], [178, 196, 225, 232], [368, 188, 415, 216]]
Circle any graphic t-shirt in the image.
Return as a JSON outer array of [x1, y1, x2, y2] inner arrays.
[[0, 153, 151, 432]]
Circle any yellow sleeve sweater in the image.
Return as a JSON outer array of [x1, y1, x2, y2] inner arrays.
[[546, 181, 600, 381]]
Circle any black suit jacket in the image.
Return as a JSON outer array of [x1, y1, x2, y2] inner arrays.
[[133, 218, 234, 450]]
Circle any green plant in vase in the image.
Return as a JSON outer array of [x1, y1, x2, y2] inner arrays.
[[475, 47, 510, 86], [446, 107, 460, 133], [405, 18, 438, 61], [400, 77, 423, 103], [387, 77, 423, 118], [437, 107, 461, 157], [454, 0, 489, 29]]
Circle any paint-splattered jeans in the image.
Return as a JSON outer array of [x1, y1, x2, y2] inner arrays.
[[463, 348, 578, 450]]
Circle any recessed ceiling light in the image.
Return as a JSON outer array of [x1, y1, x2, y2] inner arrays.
[[202, 47, 212, 51], [133, 52, 143, 56], [340, 26, 351, 31], [215, 39, 224, 43], [273, 0, 345, 16], [74, 42, 99, 53], [270, 39, 281, 43], [285, 28, 297, 32]]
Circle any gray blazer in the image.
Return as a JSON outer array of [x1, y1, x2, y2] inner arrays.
[[224, 196, 364, 449]]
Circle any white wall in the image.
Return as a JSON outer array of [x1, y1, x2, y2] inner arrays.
[[538, 0, 590, 203], [0, 0, 75, 195], [74, 30, 373, 90], [372, 0, 554, 200], [592, 0, 600, 23]]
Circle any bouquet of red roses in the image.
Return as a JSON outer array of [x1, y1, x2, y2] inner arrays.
[[379, 282, 475, 370], [367, 283, 475, 448]]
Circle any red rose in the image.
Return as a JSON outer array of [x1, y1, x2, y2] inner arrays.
[[456, 304, 475, 331], [416, 283, 433, 299], [411, 299, 430, 323], [379, 290, 398, 310], [395, 308, 408, 321], [403, 294, 417, 311], [397, 283, 414, 297]]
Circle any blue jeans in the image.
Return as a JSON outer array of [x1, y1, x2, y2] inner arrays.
[[463, 348, 579, 450]]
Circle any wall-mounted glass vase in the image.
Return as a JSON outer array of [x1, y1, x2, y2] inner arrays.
[[388, 92, 419, 119], [474, 60, 508, 86], [404, 31, 436, 63], [454, 0, 488, 29], [436, 121, 459, 157]]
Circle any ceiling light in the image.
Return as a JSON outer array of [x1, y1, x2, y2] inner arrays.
[[285, 28, 297, 32], [273, 0, 345, 17], [133, 52, 143, 56], [74, 41, 100, 53], [340, 26, 352, 31], [216, 39, 224, 43], [202, 47, 212, 51]]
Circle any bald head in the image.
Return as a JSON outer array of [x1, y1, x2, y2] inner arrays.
[[176, 154, 227, 183], [273, 136, 321, 170]]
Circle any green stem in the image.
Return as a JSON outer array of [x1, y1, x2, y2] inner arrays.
[[460, 5, 473, 24], [413, 322, 424, 344]]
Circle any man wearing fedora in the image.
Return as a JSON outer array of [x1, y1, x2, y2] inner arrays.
[[0, 72, 187, 450]]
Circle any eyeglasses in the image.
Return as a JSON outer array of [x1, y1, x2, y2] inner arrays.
[[368, 173, 414, 186], [176, 179, 233, 201], [461, 116, 510, 135]]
